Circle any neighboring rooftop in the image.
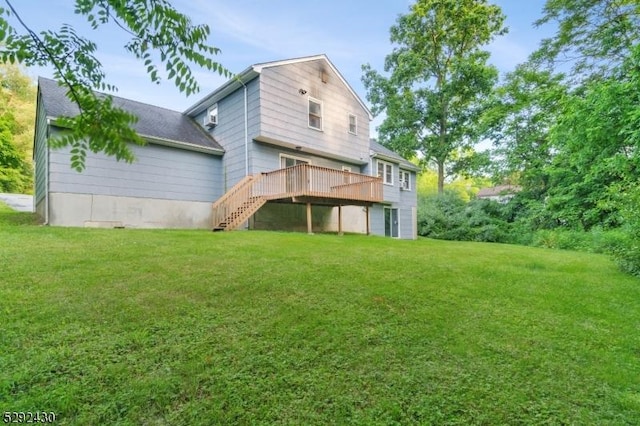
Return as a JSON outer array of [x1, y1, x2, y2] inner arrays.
[[37, 77, 224, 153], [477, 185, 522, 199]]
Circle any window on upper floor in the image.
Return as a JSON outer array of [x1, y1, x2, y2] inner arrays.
[[204, 104, 218, 128], [348, 114, 357, 135], [377, 160, 393, 185], [308, 97, 323, 131], [399, 170, 411, 191]]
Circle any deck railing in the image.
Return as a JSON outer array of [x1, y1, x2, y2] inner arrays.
[[252, 164, 383, 202], [212, 175, 266, 230]]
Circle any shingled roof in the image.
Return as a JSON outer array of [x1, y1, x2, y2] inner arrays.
[[369, 139, 421, 171], [37, 77, 224, 154]]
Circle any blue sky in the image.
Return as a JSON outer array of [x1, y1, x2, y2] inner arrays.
[[11, 0, 554, 117]]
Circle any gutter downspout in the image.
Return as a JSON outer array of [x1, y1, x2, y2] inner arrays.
[[238, 79, 250, 229], [44, 119, 50, 225], [237, 79, 249, 176]]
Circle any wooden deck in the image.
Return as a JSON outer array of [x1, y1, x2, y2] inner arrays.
[[212, 164, 382, 231], [255, 164, 383, 203]]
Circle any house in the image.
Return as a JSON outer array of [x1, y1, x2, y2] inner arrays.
[[34, 54, 419, 239], [476, 185, 521, 204]]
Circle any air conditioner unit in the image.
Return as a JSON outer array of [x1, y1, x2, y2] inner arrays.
[[204, 114, 218, 128]]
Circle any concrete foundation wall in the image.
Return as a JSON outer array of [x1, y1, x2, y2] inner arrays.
[[251, 203, 332, 232], [48, 192, 212, 229], [251, 203, 368, 234]]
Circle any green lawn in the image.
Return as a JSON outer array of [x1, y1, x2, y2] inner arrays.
[[1, 203, 639, 425]]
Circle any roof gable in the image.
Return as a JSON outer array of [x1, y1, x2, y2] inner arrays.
[[37, 77, 224, 154], [185, 54, 372, 120]]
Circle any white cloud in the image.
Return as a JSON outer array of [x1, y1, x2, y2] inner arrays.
[[189, 0, 357, 60]]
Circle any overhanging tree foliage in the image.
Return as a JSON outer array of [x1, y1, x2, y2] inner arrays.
[[0, 0, 231, 171], [362, 0, 506, 193], [533, 0, 640, 77]]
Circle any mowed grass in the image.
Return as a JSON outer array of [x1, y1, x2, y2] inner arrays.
[[1, 203, 640, 425]]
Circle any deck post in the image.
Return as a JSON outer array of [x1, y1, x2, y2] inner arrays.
[[366, 206, 370, 235], [338, 205, 343, 236], [306, 202, 313, 234]]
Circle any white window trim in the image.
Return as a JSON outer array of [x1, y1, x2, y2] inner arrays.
[[377, 160, 394, 186], [348, 113, 357, 135], [399, 170, 411, 191], [280, 153, 311, 168], [308, 97, 323, 131]]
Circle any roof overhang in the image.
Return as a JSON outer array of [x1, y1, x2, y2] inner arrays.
[[255, 136, 369, 166], [45, 116, 224, 156], [370, 151, 421, 172], [184, 68, 259, 117]]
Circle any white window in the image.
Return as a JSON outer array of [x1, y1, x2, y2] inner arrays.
[[399, 170, 410, 190], [348, 114, 357, 135], [280, 154, 309, 168], [377, 160, 393, 185], [204, 104, 218, 127], [308, 97, 322, 130]]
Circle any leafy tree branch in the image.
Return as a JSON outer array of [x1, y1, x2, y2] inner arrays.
[[0, 0, 231, 171]]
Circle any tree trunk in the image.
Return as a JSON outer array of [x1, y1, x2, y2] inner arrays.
[[437, 159, 445, 194]]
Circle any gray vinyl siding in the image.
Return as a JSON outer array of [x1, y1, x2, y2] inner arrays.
[[398, 202, 414, 239], [251, 143, 363, 175], [47, 130, 223, 202], [258, 60, 370, 163], [369, 204, 385, 236], [366, 160, 417, 239], [196, 78, 260, 190], [33, 93, 48, 207]]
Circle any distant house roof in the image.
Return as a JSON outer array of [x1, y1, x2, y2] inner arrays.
[[369, 140, 421, 171], [184, 54, 373, 120], [477, 185, 522, 198], [37, 77, 224, 155]]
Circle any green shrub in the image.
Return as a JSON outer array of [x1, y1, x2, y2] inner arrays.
[[418, 192, 513, 243]]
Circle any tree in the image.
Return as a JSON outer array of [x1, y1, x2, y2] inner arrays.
[[0, 63, 34, 193], [362, 0, 506, 193], [481, 64, 567, 197], [0, 0, 231, 171], [533, 0, 640, 78], [544, 45, 640, 230], [0, 110, 31, 192]]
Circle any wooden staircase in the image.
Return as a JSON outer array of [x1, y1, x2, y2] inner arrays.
[[212, 175, 266, 231]]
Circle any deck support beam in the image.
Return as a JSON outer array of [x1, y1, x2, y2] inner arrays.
[[338, 205, 343, 236], [306, 202, 313, 234], [366, 206, 370, 235]]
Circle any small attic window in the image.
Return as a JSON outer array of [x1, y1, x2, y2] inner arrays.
[[348, 114, 357, 135], [308, 97, 322, 131], [204, 104, 218, 128]]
